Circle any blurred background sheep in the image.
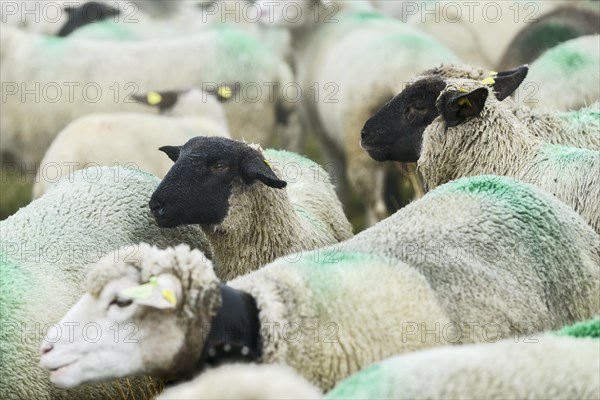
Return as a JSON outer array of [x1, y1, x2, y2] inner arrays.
[[1, 0, 599, 398]]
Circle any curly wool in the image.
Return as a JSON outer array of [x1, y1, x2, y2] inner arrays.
[[0, 167, 210, 400], [88, 243, 222, 351], [419, 79, 600, 232]]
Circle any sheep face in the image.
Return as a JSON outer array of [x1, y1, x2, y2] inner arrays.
[[361, 76, 446, 162], [149, 136, 286, 228], [40, 270, 187, 388], [361, 66, 529, 162]]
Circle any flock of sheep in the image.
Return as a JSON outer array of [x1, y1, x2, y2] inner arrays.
[[1, 0, 599, 399]]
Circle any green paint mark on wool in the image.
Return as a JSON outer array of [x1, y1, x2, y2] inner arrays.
[[546, 45, 590, 71], [325, 363, 384, 399], [294, 206, 330, 237], [345, 11, 389, 22], [264, 149, 316, 168], [540, 143, 594, 162], [0, 255, 33, 333], [429, 175, 527, 199], [522, 24, 581, 56], [552, 317, 600, 339]]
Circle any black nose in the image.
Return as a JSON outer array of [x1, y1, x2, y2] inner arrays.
[[361, 128, 370, 140], [149, 198, 165, 217]]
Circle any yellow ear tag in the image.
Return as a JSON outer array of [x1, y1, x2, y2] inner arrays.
[[147, 91, 162, 105], [121, 276, 158, 300], [161, 288, 177, 306], [457, 87, 468, 93], [481, 76, 496, 86], [488, 70, 498, 77], [217, 86, 233, 100], [457, 98, 473, 107], [264, 159, 272, 169]]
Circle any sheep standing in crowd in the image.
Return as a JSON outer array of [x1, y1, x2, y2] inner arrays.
[[41, 175, 599, 393], [32, 85, 235, 199], [326, 318, 600, 400], [0, 167, 210, 400], [0, 25, 295, 166], [254, 0, 459, 225], [517, 35, 600, 111], [362, 74, 600, 232], [150, 136, 353, 279], [497, 6, 600, 70]]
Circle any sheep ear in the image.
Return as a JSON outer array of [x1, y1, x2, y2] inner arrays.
[[242, 157, 287, 189], [493, 65, 528, 101], [120, 274, 182, 310], [159, 146, 181, 162], [440, 88, 488, 128]]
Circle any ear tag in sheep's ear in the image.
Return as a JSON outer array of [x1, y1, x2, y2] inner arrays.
[[457, 87, 468, 93], [147, 91, 162, 106], [217, 85, 233, 100], [457, 97, 473, 107], [161, 289, 177, 306], [263, 159, 272, 169], [488, 71, 498, 77], [481, 76, 496, 86], [121, 276, 158, 300]]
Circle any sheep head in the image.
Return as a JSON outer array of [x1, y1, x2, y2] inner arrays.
[[149, 137, 287, 229], [40, 244, 221, 388], [360, 65, 529, 162]]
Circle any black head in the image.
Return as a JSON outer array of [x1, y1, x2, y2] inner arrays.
[[149, 137, 287, 228], [360, 65, 529, 162], [58, 2, 120, 37], [361, 76, 447, 162]]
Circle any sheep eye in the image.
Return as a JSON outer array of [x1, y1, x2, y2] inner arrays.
[[109, 298, 133, 308], [212, 162, 228, 172]]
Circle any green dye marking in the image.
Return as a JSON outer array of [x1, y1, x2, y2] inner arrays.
[[540, 143, 592, 162], [552, 317, 600, 339], [346, 11, 389, 22], [325, 363, 384, 399], [0, 254, 33, 336], [523, 24, 581, 56], [265, 149, 315, 167], [547, 45, 589, 70]]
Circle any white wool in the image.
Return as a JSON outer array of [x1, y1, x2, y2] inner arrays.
[[158, 364, 322, 400]]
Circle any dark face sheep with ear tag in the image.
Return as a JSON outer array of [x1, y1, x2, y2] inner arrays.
[[361, 76, 447, 162], [360, 65, 529, 163], [149, 137, 287, 228]]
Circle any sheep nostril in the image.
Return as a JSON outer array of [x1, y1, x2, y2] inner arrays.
[[149, 199, 165, 216], [361, 128, 370, 140], [41, 342, 53, 355]]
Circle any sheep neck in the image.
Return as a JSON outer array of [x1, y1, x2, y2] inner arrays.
[[168, 284, 261, 385], [203, 181, 308, 281], [419, 97, 541, 190]]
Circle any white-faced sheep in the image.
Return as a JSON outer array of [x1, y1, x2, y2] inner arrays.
[[516, 35, 600, 111], [0, 167, 210, 399], [0, 25, 295, 166], [362, 74, 600, 232], [326, 318, 600, 400], [32, 85, 235, 199], [41, 175, 599, 392], [149, 136, 353, 280], [253, 0, 460, 226]]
